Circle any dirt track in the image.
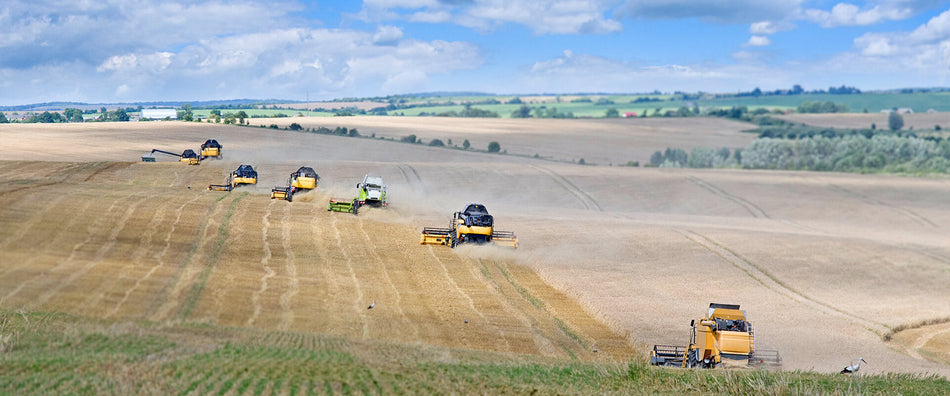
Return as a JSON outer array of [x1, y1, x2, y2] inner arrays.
[[1, 119, 949, 377]]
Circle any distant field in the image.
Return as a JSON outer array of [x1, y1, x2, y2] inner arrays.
[[268, 91, 950, 117], [776, 112, 950, 131]]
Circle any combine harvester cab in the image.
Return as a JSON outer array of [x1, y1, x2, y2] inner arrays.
[[272, 166, 319, 202], [650, 303, 781, 369], [357, 174, 388, 207], [142, 148, 201, 165], [208, 164, 258, 192], [420, 203, 518, 248], [200, 139, 222, 159]]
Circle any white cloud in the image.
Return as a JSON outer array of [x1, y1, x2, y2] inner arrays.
[[822, 8, 950, 85], [359, 0, 624, 35], [746, 35, 772, 46], [803, 3, 914, 27], [373, 25, 404, 45]]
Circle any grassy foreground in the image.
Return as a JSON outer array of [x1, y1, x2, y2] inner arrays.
[[1, 311, 947, 395]]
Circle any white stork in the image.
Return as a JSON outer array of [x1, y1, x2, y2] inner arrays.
[[840, 358, 867, 374], [367, 300, 375, 310]]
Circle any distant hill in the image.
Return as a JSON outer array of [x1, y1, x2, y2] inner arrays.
[[0, 99, 292, 112]]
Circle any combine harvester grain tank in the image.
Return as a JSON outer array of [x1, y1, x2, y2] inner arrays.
[[420, 203, 518, 248], [650, 303, 781, 369], [200, 139, 223, 159], [272, 166, 319, 202]]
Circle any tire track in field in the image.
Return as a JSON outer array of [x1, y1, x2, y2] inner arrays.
[[423, 247, 509, 350], [0, 184, 68, 251], [248, 200, 276, 327], [687, 176, 769, 218], [29, 193, 147, 310], [356, 216, 417, 340], [0, 181, 58, 198], [679, 228, 887, 334], [0, 197, 97, 304], [330, 214, 368, 338], [105, 194, 204, 319], [3, 193, 124, 301], [479, 259, 558, 355], [529, 165, 602, 211], [82, 162, 127, 182], [278, 202, 298, 330], [91, 197, 166, 317], [397, 164, 424, 189], [148, 193, 233, 322], [826, 183, 938, 228]]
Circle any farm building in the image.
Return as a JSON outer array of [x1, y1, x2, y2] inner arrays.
[[141, 108, 177, 120]]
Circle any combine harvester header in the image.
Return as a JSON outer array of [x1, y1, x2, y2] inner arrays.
[[650, 303, 781, 369], [420, 203, 518, 248]]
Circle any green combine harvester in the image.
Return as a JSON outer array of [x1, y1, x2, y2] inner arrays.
[[327, 174, 388, 215], [357, 174, 388, 207]]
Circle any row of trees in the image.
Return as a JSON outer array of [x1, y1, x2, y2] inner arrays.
[[6, 108, 131, 123], [651, 135, 950, 173]]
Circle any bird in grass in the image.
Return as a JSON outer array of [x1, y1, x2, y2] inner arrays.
[[367, 300, 375, 310], [592, 344, 598, 353], [840, 358, 867, 374]]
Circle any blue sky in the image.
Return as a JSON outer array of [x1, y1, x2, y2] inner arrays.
[[1, 0, 948, 104]]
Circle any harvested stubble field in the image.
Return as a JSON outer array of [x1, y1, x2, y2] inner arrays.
[[1, 117, 949, 392]]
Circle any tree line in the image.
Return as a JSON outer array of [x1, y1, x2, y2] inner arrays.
[[651, 134, 950, 174]]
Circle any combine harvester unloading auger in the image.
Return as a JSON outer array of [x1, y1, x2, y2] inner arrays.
[[650, 303, 782, 369], [327, 174, 388, 214], [141, 149, 202, 165], [208, 164, 258, 192], [271, 166, 319, 202], [420, 203, 518, 248]]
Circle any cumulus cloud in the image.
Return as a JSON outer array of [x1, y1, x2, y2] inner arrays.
[[373, 25, 404, 45], [359, 0, 623, 35], [0, 1, 484, 103], [821, 8, 950, 85], [803, 2, 914, 27], [518, 49, 789, 94], [746, 35, 772, 46]]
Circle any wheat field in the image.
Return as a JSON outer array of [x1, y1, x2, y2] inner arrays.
[[1, 118, 948, 382]]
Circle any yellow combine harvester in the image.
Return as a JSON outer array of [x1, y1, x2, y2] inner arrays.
[[141, 149, 201, 165], [200, 139, 222, 159], [208, 164, 258, 191], [650, 303, 781, 369], [420, 203, 518, 248], [271, 166, 319, 201]]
